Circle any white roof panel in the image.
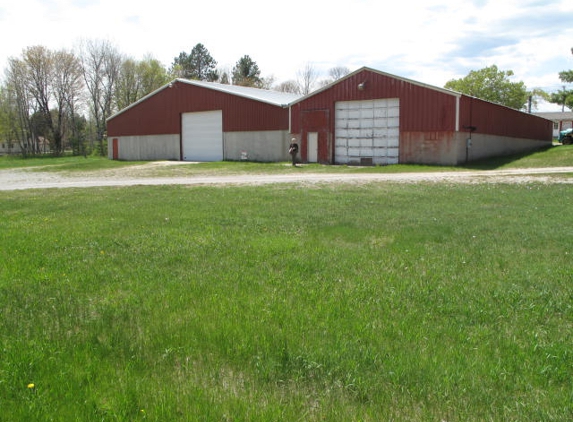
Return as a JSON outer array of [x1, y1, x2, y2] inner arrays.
[[177, 79, 302, 107], [108, 79, 302, 121]]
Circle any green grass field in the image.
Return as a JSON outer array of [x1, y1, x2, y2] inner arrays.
[[1, 150, 572, 421], [2, 143, 573, 176]]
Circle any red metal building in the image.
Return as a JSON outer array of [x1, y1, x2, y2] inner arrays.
[[107, 67, 552, 165], [107, 79, 300, 162], [290, 67, 552, 165]]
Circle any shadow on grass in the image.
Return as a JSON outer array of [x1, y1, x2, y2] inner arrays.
[[459, 145, 558, 170]]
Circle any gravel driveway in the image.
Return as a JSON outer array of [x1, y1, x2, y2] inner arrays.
[[1, 163, 573, 191]]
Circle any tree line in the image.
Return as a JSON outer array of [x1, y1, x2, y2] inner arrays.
[[0, 41, 348, 157], [443, 48, 573, 113], [444, 63, 572, 113], [0, 40, 168, 157], [1, 40, 571, 157]]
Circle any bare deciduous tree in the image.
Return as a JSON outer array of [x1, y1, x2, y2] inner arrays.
[[80, 39, 122, 155], [275, 80, 300, 94], [4, 58, 36, 155], [329, 66, 350, 81], [318, 66, 352, 88], [4, 46, 82, 155], [258, 75, 276, 90], [23, 46, 54, 151], [54, 50, 85, 155], [2, 39, 174, 157], [296, 63, 319, 95]]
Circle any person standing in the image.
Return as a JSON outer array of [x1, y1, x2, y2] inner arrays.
[[288, 138, 299, 166]]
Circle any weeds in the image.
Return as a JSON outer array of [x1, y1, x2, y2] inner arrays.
[[0, 182, 572, 421]]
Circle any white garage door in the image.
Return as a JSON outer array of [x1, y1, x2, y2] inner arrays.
[[335, 99, 400, 165], [182, 110, 223, 161]]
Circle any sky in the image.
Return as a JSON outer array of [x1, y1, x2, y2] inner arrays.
[[1, 0, 572, 111]]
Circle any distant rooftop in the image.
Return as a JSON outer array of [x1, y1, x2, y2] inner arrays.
[[534, 111, 573, 121]]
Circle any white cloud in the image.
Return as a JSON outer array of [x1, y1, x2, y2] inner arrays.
[[1, 0, 572, 111]]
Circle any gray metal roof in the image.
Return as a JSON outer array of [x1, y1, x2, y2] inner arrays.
[[176, 78, 302, 107], [108, 78, 302, 121]]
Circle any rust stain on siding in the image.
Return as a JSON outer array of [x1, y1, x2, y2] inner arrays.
[[400, 131, 457, 164]]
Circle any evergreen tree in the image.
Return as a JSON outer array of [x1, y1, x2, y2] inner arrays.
[[231, 55, 261, 87], [172, 43, 218, 81]]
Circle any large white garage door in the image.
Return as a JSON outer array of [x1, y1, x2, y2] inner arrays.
[[335, 99, 400, 165], [182, 110, 223, 161]]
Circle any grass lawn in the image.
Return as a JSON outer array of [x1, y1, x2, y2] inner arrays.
[[1, 179, 572, 421], [1, 147, 573, 420], [2, 144, 573, 177], [0, 155, 146, 171]]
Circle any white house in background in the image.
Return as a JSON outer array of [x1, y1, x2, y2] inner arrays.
[[534, 111, 573, 139], [0, 140, 21, 155]]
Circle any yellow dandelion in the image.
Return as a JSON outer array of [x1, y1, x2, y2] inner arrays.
[[27, 383, 35, 389]]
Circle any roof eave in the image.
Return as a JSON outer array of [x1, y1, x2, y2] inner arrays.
[[107, 81, 174, 121], [288, 66, 462, 106], [108, 79, 301, 121]]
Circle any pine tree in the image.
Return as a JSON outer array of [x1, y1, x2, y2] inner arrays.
[[172, 43, 218, 81], [231, 55, 261, 87]]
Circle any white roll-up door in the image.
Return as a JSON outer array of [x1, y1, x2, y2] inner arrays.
[[335, 99, 399, 165], [182, 110, 223, 161]]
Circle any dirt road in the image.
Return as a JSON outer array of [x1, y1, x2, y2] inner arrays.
[[1, 163, 572, 191]]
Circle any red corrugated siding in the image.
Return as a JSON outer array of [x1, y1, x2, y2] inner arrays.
[[292, 69, 552, 142], [459, 96, 552, 140], [291, 69, 459, 134], [107, 81, 289, 136]]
